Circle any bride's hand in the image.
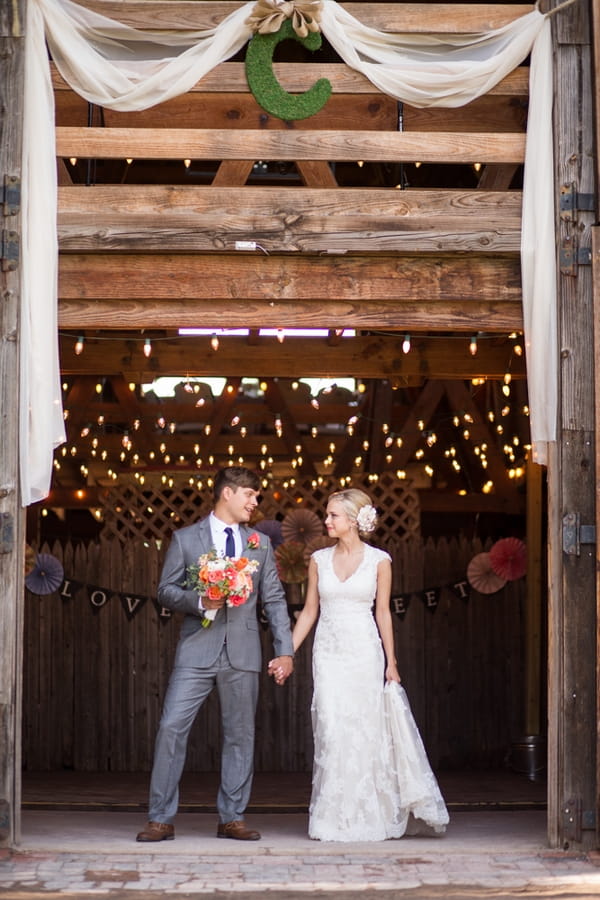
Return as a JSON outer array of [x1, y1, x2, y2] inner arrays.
[[385, 663, 401, 684]]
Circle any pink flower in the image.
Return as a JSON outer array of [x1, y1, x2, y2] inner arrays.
[[247, 532, 261, 549]]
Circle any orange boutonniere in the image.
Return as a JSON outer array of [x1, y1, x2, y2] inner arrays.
[[247, 532, 261, 550]]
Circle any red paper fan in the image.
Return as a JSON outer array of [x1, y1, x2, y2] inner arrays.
[[281, 508, 323, 545], [489, 537, 527, 581], [467, 552, 506, 595]]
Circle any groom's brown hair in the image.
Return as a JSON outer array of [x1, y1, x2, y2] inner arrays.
[[213, 466, 261, 501]]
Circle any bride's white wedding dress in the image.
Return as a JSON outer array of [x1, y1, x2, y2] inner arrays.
[[309, 544, 449, 842]]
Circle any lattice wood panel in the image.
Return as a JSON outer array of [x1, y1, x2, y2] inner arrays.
[[98, 473, 420, 544]]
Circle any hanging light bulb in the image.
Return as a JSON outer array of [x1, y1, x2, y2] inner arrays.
[[143, 337, 152, 358], [469, 334, 478, 356], [276, 329, 285, 343], [402, 333, 411, 354], [210, 333, 219, 351], [74, 335, 85, 355]]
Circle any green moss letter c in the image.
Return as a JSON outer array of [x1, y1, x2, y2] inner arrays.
[[245, 20, 332, 121]]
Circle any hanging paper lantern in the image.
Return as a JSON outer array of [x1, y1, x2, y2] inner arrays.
[[467, 552, 506, 595], [281, 508, 323, 545], [489, 537, 527, 581]]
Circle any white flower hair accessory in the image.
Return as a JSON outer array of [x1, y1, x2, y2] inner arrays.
[[356, 504, 377, 534]]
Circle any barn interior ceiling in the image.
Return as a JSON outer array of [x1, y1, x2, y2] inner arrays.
[[44, 0, 532, 530]]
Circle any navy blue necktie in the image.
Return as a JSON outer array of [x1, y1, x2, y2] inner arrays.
[[224, 527, 235, 558]]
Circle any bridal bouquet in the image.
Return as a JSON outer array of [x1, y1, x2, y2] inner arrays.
[[186, 549, 260, 628]]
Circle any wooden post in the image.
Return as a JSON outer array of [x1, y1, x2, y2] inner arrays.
[[593, 225, 600, 851], [547, 0, 597, 850], [0, 0, 26, 848]]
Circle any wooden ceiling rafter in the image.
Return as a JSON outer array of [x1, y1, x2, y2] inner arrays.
[[58, 333, 526, 380]]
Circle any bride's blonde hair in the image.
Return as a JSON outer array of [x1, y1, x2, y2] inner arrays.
[[328, 488, 378, 536]]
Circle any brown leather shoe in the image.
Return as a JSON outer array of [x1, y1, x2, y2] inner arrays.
[[217, 820, 261, 841], [136, 821, 175, 842]]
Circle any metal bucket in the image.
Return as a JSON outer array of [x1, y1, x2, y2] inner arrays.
[[510, 734, 547, 781]]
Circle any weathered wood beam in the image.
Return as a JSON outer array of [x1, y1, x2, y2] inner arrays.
[[59, 298, 523, 333], [96, 94, 398, 131], [76, 3, 536, 34], [57, 253, 523, 331], [51, 62, 530, 97], [211, 160, 255, 186], [58, 253, 521, 302], [56, 87, 525, 135], [56, 127, 526, 164], [57, 186, 522, 254]]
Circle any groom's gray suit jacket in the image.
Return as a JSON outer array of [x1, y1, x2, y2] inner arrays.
[[157, 516, 293, 671]]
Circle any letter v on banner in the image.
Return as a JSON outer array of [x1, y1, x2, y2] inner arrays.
[[121, 594, 148, 621]]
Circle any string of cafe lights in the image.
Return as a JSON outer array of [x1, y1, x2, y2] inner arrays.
[[57, 341, 530, 497], [65, 329, 523, 358]]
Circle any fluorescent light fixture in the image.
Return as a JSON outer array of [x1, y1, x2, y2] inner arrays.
[[178, 328, 355, 338]]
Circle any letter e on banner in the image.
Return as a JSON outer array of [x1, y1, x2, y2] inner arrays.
[[391, 594, 410, 619]]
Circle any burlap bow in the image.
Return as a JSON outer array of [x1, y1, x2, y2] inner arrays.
[[246, 0, 322, 38]]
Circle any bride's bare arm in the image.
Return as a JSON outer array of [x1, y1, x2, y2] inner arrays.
[[374, 558, 401, 682], [292, 557, 320, 652]]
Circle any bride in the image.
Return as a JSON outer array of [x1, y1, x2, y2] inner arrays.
[[284, 488, 449, 842]]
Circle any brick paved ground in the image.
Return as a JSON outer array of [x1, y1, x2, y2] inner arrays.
[[1, 811, 600, 898]]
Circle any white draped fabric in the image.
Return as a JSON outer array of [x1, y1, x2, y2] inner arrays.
[[21, 0, 557, 503]]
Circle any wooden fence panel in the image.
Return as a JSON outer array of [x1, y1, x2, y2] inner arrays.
[[22, 535, 528, 773]]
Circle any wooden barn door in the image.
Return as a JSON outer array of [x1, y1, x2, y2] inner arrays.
[[547, 0, 598, 851]]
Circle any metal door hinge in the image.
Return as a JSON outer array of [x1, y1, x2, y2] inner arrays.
[[562, 512, 596, 556], [0, 512, 14, 553], [563, 798, 596, 843], [2, 175, 20, 217], [1, 229, 19, 272], [560, 236, 591, 274], [560, 183, 595, 220]]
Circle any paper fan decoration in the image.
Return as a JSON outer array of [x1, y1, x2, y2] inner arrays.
[[303, 535, 336, 565], [467, 552, 506, 595], [25, 553, 64, 595], [254, 519, 284, 548], [489, 537, 527, 581], [275, 540, 308, 584], [281, 508, 323, 545]]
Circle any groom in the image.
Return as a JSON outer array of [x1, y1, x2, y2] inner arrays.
[[136, 466, 294, 843]]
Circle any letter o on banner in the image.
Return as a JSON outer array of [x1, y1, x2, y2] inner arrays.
[[245, 19, 332, 120], [90, 589, 108, 608]]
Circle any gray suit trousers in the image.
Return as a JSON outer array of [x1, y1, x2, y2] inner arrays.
[[148, 645, 259, 824]]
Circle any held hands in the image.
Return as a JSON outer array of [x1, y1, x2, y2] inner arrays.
[[268, 655, 294, 686]]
